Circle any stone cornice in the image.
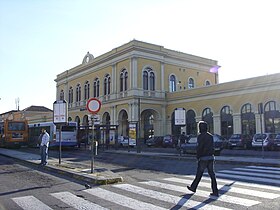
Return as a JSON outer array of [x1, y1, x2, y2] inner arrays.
[[55, 40, 218, 84]]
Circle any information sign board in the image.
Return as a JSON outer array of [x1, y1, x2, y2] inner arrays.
[[53, 100, 68, 124], [175, 108, 186, 125]]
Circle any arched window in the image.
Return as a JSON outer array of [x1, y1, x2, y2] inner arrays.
[[205, 80, 211, 86], [60, 90, 64, 100], [150, 72, 155, 91], [76, 84, 81, 102], [143, 67, 155, 91], [124, 71, 128, 90], [264, 101, 280, 133], [169, 75, 176, 92], [265, 101, 276, 112], [68, 87, 73, 103], [104, 74, 111, 95], [220, 105, 233, 139], [84, 81, 90, 100], [186, 110, 197, 135], [143, 71, 148, 90], [120, 69, 128, 92], [93, 78, 100, 97], [188, 78, 195, 89]]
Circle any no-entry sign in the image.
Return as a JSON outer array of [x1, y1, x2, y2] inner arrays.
[[86, 98, 101, 114]]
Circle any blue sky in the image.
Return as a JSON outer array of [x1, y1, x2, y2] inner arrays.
[[1, 0, 280, 113]]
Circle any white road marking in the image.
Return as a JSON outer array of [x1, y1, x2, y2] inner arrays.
[[51, 191, 108, 210], [12, 195, 53, 210], [142, 180, 260, 207], [85, 187, 167, 210], [234, 167, 280, 175], [215, 172, 280, 185], [219, 170, 280, 179], [114, 183, 232, 210], [165, 177, 280, 199], [246, 165, 280, 171], [183, 174, 280, 192]]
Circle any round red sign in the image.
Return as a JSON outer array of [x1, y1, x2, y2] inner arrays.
[[86, 98, 101, 114]]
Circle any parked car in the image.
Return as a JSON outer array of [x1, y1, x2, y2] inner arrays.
[[179, 135, 197, 154], [228, 134, 252, 149], [251, 133, 277, 150], [273, 134, 280, 150], [179, 134, 224, 156], [117, 136, 136, 147], [145, 136, 163, 147], [162, 135, 177, 147]]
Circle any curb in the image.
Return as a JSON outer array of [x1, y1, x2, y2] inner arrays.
[[104, 150, 280, 168]]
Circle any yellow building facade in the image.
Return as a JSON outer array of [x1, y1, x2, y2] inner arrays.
[[55, 40, 280, 141]]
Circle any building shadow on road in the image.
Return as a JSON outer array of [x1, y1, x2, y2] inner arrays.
[[0, 186, 50, 196]]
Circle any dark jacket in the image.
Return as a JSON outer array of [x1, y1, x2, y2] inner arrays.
[[196, 132, 214, 160]]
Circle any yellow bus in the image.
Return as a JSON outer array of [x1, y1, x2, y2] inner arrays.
[[0, 120, 28, 148]]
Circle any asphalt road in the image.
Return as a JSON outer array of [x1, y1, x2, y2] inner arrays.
[[1, 147, 280, 209]]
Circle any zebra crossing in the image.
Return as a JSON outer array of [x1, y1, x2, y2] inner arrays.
[[12, 165, 280, 209]]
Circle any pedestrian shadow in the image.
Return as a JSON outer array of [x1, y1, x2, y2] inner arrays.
[[169, 193, 195, 210], [170, 181, 235, 209]]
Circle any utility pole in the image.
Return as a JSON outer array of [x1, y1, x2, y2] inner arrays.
[[15, 97, 20, 111]]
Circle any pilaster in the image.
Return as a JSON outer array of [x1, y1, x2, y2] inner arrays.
[[233, 113, 241, 134]]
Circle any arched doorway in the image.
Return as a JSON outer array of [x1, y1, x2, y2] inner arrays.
[[102, 112, 111, 146], [142, 109, 160, 141], [171, 110, 183, 137], [264, 101, 280, 133], [118, 110, 128, 137], [75, 116, 80, 127], [186, 109, 197, 135], [202, 108, 213, 133], [241, 103, 255, 136], [82, 115, 89, 126], [220, 105, 233, 139]]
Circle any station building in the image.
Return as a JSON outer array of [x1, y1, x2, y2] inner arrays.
[[55, 40, 280, 142]]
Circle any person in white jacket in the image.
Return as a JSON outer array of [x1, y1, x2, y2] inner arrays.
[[39, 128, 50, 165]]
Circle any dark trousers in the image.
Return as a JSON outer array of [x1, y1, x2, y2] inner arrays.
[[40, 145, 48, 165], [190, 160, 218, 193]]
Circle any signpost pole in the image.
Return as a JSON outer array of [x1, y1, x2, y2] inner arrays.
[[91, 115, 95, 173], [53, 100, 68, 165], [59, 124, 62, 164], [86, 98, 101, 174]]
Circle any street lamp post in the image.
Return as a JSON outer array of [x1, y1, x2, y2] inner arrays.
[[137, 97, 141, 153]]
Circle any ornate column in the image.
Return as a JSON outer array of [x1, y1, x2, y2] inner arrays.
[[111, 105, 117, 125], [255, 114, 264, 133], [213, 114, 221, 135], [130, 57, 138, 89], [161, 104, 167, 136], [112, 63, 117, 94], [233, 113, 241, 134], [161, 62, 165, 91]]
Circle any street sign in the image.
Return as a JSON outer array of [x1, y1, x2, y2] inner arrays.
[[53, 100, 68, 124], [87, 114, 100, 125], [175, 108, 186, 125], [86, 98, 101, 114]]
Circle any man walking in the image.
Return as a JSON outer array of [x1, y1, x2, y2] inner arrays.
[[187, 121, 219, 197], [40, 128, 50, 166]]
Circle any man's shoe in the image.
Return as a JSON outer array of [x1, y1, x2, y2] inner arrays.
[[210, 192, 219, 197], [187, 186, 196, 193]]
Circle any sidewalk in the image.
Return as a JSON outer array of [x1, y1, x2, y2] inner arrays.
[[0, 148, 123, 185], [0, 148, 279, 186]]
